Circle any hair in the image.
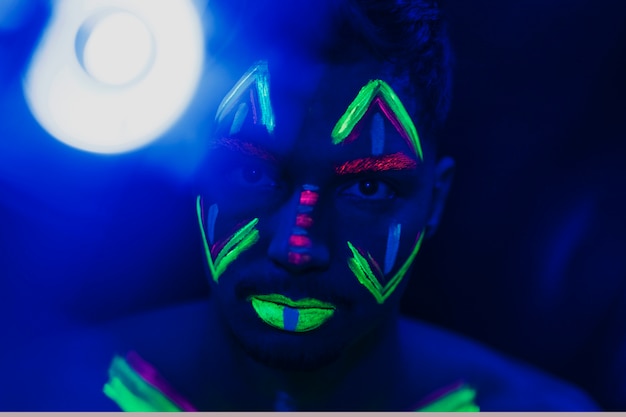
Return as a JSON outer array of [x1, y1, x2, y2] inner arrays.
[[208, 0, 453, 139], [335, 0, 454, 137]]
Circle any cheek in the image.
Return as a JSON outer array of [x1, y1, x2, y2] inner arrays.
[[338, 208, 425, 305], [196, 196, 261, 284]]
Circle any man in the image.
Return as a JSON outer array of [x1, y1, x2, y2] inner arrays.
[[95, 0, 598, 411]]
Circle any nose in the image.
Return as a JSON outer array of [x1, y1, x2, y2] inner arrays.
[[267, 184, 331, 273]]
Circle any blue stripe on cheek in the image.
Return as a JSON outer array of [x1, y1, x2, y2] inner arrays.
[[283, 307, 299, 331]]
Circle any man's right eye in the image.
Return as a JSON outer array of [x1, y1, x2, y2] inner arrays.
[[230, 163, 280, 189]]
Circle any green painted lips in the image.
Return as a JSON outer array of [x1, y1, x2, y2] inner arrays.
[[248, 294, 336, 332]]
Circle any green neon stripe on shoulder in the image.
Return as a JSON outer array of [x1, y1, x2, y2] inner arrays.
[[416, 385, 480, 412], [103, 356, 183, 412]]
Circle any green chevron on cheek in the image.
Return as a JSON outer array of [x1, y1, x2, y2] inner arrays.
[[196, 196, 260, 283], [347, 230, 424, 304]]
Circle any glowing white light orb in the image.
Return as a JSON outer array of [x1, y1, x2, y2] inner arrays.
[[23, 0, 206, 154], [78, 11, 155, 86]]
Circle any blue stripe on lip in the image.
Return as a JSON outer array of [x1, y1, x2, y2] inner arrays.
[[283, 307, 300, 331]]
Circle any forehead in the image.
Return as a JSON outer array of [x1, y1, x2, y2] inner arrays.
[[216, 55, 421, 161]]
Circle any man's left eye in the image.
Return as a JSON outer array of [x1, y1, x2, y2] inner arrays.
[[341, 179, 396, 200], [232, 164, 280, 189]]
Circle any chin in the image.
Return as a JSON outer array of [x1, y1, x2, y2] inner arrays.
[[247, 340, 343, 372], [228, 324, 347, 372]]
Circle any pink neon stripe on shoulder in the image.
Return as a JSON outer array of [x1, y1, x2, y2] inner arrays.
[[413, 379, 466, 409], [125, 351, 197, 411]]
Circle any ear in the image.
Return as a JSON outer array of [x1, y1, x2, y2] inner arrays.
[[425, 156, 455, 238]]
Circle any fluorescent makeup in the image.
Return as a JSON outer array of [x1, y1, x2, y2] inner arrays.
[[347, 231, 424, 304], [248, 294, 336, 332], [331, 79, 423, 161], [104, 354, 195, 411], [287, 184, 319, 266], [370, 112, 385, 156], [229, 103, 249, 136], [216, 60, 275, 135], [196, 196, 260, 283], [384, 223, 401, 275], [334, 152, 417, 175], [207, 203, 219, 244], [214, 137, 277, 163], [415, 382, 479, 412]]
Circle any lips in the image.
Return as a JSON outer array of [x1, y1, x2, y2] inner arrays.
[[248, 294, 336, 332]]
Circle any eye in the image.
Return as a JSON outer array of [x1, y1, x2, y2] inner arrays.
[[341, 179, 396, 200], [232, 163, 280, 189], [241, 166, 263, 184]]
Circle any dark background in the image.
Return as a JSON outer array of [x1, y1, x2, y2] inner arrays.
[[1, 0, 625, 410]]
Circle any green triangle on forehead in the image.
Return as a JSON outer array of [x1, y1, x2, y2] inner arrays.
[[216, 60, 275, 134], [331, 80, 423, 161]]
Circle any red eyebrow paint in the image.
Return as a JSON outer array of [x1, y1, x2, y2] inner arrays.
[[334, 152, 417, 175], [215, 137, 277, 162]]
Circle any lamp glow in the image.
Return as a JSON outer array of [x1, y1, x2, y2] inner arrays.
[[23, 0, 206, 154], [77, 11, 155, 86]]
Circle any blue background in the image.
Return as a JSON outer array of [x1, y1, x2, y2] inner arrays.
[[1, 0, 624, 410]]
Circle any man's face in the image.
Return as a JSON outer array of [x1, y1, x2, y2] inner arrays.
[[197, 55, 452, 370]]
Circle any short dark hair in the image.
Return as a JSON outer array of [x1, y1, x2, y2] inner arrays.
[[209, 0, 453, 138], [336, 0, 454, 136]]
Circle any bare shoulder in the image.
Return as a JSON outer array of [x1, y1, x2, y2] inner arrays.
[[0, 325, 121, 411], [100, 299, 214, 373], [398, 316, 599, 411]]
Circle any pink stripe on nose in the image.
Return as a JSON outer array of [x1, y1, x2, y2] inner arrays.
[[295, 213, 314, 228], [289, 235, 312, 248], [288, 252, 311, 265], [299, 190, 319, 206]]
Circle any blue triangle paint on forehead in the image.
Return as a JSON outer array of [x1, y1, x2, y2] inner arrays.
[[216, 61, 275, 135]]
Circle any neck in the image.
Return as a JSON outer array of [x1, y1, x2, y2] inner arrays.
[[207, 304, 410, 411]]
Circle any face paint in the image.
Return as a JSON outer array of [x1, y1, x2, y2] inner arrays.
[[196, 196, 260, 283], [287, 184, 319, 266], [334, 152, 417, 175], [347, 230, 424, 304], [331, 79, 423, 161], [207, 203, 219, 244], [370, 112, 385, 156], [216, 60, 275, 134], [248, 294, 336, 332], [104, 354, 196, 412], [229, 102, 249, 136], [214, 137, 278, 162], [384, 222, 401, 275], [415, 382, 480, 412]]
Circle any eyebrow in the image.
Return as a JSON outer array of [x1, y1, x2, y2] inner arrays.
[[334, 152, 418, 175], [214, 137, 278, 163]]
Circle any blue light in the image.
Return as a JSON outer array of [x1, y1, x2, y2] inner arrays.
[[76, 10, 155, 87], [23, 0, 207, 154]]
